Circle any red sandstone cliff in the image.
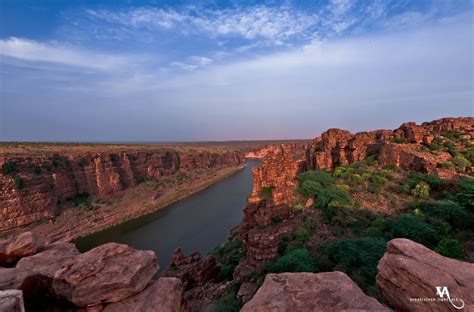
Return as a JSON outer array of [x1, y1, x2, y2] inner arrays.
[[239, 117, 473, 268], [0, 149, 244, 234]]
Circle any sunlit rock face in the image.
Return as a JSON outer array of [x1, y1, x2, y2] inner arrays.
[[241, 271, 389, 311], [377, 238, 474, 312]]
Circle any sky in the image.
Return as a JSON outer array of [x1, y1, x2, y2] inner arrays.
[[0, 0, 473, 142]]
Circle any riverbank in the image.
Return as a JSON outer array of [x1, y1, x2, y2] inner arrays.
[[22, 164, 247, 243]]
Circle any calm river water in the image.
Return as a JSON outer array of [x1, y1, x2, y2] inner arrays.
[[74, 159, 260, 272]]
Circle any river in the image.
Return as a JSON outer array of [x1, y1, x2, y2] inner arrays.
[[74, 159, 260, 272]]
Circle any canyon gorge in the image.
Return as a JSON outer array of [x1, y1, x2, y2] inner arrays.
[[1, 117, 473, 311]]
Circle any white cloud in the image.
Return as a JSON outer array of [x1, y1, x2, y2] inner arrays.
[[86, 6, 318, 44], [0, 37, 127, 71]]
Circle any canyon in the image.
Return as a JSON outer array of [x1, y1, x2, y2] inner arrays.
[[0, 143, 279, 241], [0, 117, 473, 311]]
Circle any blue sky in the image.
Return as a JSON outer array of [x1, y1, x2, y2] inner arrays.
[[0, 0, 473, 141]]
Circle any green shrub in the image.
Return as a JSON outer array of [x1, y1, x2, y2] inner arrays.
[[411, 181, 430, 199], [368, 174, 387, 194], [321, 205, 349, 225], [412, 200, 471, 229], [452, 155, 471, 170], [13, 175, 24, 189], [404, 172, 445, 192], [442, 178, 474, 211], [325, 237, 386, 291], [297, 170, 335, 187], [391, 137, 408, 144], [266, 248, 315, 273], [259, 186, 273, 202], [78, 158, 88, 167], [214, 282, 241, 312], [72, 192, 90, 206], [297, 180, 321, 198], [435, 238, 464, 259], [213, 238, 243, 281], [305, 216, 316, 231], [314, 187, 351, 208], [2, 162, 17, 175], [388, 214, 438, 247], [440, 161, 456, 170], [444, 141, 458, 156], [361, 218, 390, 237], [443, 130, 461, 139], [293, 228, 310, 242], [271, 215, 283, 224]]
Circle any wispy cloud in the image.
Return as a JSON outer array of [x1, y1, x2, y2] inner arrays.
[[0, 37, 127, 71], [85, 5, 318, 44]]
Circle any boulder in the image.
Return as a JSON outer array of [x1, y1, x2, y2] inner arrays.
[[163, 249, 219, 287], [0, 289, 25, 312], [104, 277, 186, 312], [0, 242, 78, 291], [377, 238, 474, 312], [237, 282, 257, 304], [241, 272, 388, 311], [0, 232, 44, 266], [52, 242, 158, 307]]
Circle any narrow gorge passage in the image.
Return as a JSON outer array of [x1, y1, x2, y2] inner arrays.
[[74, 159, 260, 272]]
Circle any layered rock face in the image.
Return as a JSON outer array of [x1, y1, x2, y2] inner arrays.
[[0, 149, 244, 233], [377, 238, 474, 312], [162, 248, 219, 288], [241, 271, 389, 311]]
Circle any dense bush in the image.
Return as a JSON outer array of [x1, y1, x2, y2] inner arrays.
[[297, 170, 334, 188], [72, 192, 90, 207], [259, 186, 273, 202], [442, 178, 474, 211], [452, 155, 471, 170], [435, 238, 464, 259], [411, 181, 430, 199], [13, 175, 24, 189], [391, 137, 408, 144], [412, 200, 471, 230], [293, 228, 310, 242], [214, 282, 241, 312], [325, 237, 386, 291], [404, 172, 445, 193], [213, 238, 243, 281], [297, 180, 321, 198], [314, 187, 351, 209], [2, 162, 17, 175], [266, 248, 315, 273], [388, 214, 438, 247]]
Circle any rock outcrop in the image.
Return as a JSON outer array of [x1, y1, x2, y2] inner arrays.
[[376, 238, 474, 312], [239, 117, 473, 269], [0, 232, 44, 266], [104, 277, 186, 312], [52, 242, 158, 307], [162, 248, 219, 288], [0, 149, 244, 233], [241, 271, 388, 311]]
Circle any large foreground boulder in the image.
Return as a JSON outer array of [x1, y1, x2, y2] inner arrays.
[[104, 277, 186, 312], [0, 242, 79, 290], [376, 238, 474, 312], [0, 232, 45, 266], [52, 242, 158, 307], [241, 271, 388, 311]]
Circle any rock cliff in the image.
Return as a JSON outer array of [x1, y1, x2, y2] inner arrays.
[[0, 149, 244, 234], [239, 117, 473, 267]]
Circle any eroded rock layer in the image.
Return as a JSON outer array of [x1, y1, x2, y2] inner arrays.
[[0, 149, 244, 233]]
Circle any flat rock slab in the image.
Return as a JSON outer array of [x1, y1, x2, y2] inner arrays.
[[104, 277, 186, 312], [376, 238, 474, 312], [52, 242, 158, 307], [241, 271, 388, 311]]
